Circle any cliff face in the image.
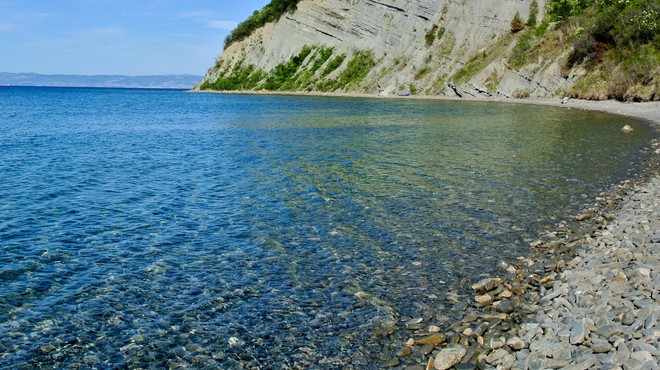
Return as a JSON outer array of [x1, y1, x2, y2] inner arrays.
[[196, 0, 582, 98]]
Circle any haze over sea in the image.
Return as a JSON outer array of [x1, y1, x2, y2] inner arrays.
[[0, 86, 654, 368]]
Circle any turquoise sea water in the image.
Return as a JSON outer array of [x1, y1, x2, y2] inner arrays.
[[0, 87, 654, 368]]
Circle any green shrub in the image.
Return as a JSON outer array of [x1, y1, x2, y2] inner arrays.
[[567, 37, 599, 67], [437, 27, 446, 40], [415, 66, 432, 80], [509, 31, 534, 68], [321, 54, 346, 77], [310, 47, 335, 73], [261, 45, 313, 90], [534, 18, 551, 36], [511, 11, 525, 33], [547, 0, 592, 22], [563, 0, 659, 101], [452, 51, 498, 84], [527, 0, 539, 26], [200, 62, 265, 91], [224, 0, 300, 49], [334, 51, 375, 88], [426, 25, 439, 46], [318, 51, 375, 91]]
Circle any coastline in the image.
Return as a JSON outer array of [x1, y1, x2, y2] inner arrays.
[[196, 89, 659, 368], [193, 89, 660, 126]]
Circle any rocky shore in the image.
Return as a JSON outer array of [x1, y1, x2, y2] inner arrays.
[[200, 89, 660, 369], [382, 101, 659, 369]]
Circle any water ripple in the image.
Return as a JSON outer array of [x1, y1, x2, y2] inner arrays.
[[0, 87, 654, 368]]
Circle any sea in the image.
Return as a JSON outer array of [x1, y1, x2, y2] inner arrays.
[[0, 86, 654, 369]]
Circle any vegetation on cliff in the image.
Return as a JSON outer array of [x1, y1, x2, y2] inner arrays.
[[561, 0, 659, 100], [206, 0, 657, 101], [512, 0, 659, 100], [224, 0, 300, 49], [199, 46, 375, 93]]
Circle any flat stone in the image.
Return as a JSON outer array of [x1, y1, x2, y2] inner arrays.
[[634, 299, 653, 309], [39, 344, 56, 354], [474, 293, 493, 305], [560, 355, 597, 370], [524, 352, 548, 369], [622, 312, 637, 326], [557, 329, 571, 343], [433, 345, 466, 370], [570, 320, 587, 345], [463, 313, 479, 323], [644, 313, 656, 329], [406, 317, 423, 327], [426, 357, 434, 370], [495, 299, 514, 314], [485, 348, 509, 364], [470, 278, 502, 293], [419, 343, 435, 356], [487, 337, 506, 350], [597, 324, 623, 338], [384, 358, 400, 367], [545, 359, 571, 369], [498, 290, 513, 298], [429, 325, 442, 333], [498, 354, 516, 369], [452, 364, 476, 370], [613, 344, 631, 366], [529, 340, 553, 357], [632, 341, 660, 356], [554, 346, 575, 362], [640, 360, 659, 370], [416, 334, 446, 345], [506, 337, 527, 350], [396, 347, 412, 357], [474, 322, 488, 336], [629, 350, 653, 364], [591, 340, 613, 353]]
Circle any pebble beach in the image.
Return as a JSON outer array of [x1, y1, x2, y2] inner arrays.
[[199, 89, 660, 369], [388, 98, 660, 370]]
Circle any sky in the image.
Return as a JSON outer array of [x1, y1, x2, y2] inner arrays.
[[0, 0, 271, 76]]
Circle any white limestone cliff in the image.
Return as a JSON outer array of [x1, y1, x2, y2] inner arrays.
[[197, 0, 579, 98]]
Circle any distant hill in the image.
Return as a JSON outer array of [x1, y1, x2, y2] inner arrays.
[[0, 73, 203, 89]]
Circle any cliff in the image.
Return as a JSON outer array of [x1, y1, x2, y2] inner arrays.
[[196, 0, 658, 101]]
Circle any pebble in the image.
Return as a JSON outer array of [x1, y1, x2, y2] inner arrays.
[[569, 320, 587, 344], [591, 340, 613, 353], [506, 336, 527, 350], [404, 162, 660, 369], [433, 345, 466, 370], [416, 334, 446, 345], [470, 278, 502, 294]]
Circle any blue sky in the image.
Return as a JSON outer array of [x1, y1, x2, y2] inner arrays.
[[0, 0, 270, 75]]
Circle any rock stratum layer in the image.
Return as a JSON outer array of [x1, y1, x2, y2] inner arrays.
[[195, 0, 599, 98]]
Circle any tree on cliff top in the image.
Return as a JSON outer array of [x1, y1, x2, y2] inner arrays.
[[224, 0, 300, 49]]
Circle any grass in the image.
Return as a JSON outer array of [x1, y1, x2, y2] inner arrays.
[[451, 48, 501, 85], [415, 66, 432, 80], [199, 60, 265, 91], [426, 25, 439, 46], [318, 51, 375, 91]]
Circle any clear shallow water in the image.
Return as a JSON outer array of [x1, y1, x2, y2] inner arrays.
[[0, 87, 654, 368]]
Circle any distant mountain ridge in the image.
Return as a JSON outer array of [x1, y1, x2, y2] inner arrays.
[[0, 73, 203, 89]]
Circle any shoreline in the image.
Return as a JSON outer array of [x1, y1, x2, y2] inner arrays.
[[193, 89, 660, 126], [197, 89, 659, 368]]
